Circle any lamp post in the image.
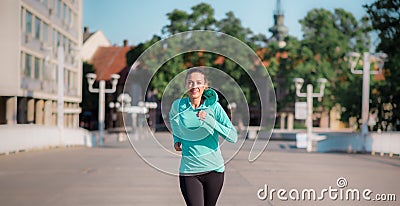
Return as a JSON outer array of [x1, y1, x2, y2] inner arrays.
[[294, 78, 327, 152], [86, 73, 120, 146], [44, 45, 80, 128], [42, 46, 65, 129], [346, 52, 387, 151], [147, 102, 158, 131], [138, 101, 158, 131], [108, 101, 121, 128], [227, 102, 237, 122], [57, 46, 65, 130]]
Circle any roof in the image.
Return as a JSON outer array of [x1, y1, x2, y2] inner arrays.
[[91, 45, 133, 80], [83, 32, 94, 43]]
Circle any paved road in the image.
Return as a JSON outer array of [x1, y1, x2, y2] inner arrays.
[[0, 132, 398, 206]]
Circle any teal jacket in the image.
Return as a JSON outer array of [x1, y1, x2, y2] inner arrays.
[[169, 89, 238, 174]]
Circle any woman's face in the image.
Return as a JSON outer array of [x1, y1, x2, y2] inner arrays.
[[185, 72, 207, 100]]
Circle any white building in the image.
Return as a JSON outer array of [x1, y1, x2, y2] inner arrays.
[[0, 0, 88, 153], [81, 27, 111, 62]]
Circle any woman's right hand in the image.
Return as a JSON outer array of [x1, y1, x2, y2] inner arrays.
[[174, 142, 182, 151]]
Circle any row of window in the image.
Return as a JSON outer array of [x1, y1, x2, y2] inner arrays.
[[38, 0, 77, 26], [22, 6, 77, 54], [20, 51, 78, 92], [21, 51, 54, 81]]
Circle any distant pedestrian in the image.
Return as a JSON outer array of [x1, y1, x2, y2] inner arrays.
[[169, 67, 238, 206]]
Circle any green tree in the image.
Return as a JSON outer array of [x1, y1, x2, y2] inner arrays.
[[189, 3, 216, 30], [132, 3, 267, 107], [162, 3, 216, 35], [81, 62, 98, 110], [365, 0, 400, 131], [126, 3, 384, 129], [162, 9, 190, 34], [80, 62, 98, 129], [126, 35, 161, 67], [297, 8, 371, 128]]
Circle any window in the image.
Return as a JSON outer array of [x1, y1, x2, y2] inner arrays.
[[20, 52, 24, 76], [34, 57, 40, 79], [43, 0, 48, 8], [26, 11, 32, 34], [72, 72, 77, 90], [42, 22, 48, 42], [52, 28, 56, 47], [67, 71, 77, 92], [64, 69, 69, 90], [25, 53, 32, 77], [67, 8, 71, 24], [64, 36, 69, 52], [57, 31, 61, 46], [21, 8, 24, 29], [70, 13, 75, 29], [42, 59, 47, 80], [48, 62, 56, 82], [63, 2, 67, 20], [35, 17, 41, 39], [73, 72, 76, 90], [57, 0, 61, 17]]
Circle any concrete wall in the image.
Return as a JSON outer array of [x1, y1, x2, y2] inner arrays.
[[315, 132, 365, 153], [0, 0, 20, 96], [0, 125, 91, 154], [315, 132, 400, 155], [370, 132, 400, 156]]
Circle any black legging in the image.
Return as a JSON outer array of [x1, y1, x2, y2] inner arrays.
[[179, 171, 224, 206]]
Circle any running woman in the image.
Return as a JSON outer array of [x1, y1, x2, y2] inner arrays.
[[169, 67, 238, 206]]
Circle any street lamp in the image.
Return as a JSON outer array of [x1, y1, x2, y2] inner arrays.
[[42, 46, 65, 129], [57, 46, 65, 130], [86, 73, 120, 146], [294, 77, 327, 152], [227, 102, 237, 121], [108, 101, 121, 128], [117, 93, 132, 107], [346, 51, 387, 151], [138, 101, 158, 131], [109, 101, 121, 109], [147, 102, 158, 131]]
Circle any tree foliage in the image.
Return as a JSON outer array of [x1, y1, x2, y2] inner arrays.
[[365, 0, 400, 131], [297, 8, 370, 127], [138, 3, 267, 105], [123, 2, 399, 130]]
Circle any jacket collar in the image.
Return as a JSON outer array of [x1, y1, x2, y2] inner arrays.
[[180, 88, 218, 111]]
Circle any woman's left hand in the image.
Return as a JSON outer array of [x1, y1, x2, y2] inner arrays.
[[197, 110, 207, 120]]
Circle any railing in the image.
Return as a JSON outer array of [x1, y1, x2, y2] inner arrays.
[[312, 131, 400, 156], [370, 132, 400, 157]]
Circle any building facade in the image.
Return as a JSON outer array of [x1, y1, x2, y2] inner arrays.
[[81, 27, 111, 63], [0, 0, 82, 128]]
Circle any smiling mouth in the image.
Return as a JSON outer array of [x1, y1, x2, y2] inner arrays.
[[189, 88, 200, 95]]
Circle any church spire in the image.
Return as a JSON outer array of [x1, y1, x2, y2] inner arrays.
[[275, 0, 283, 15], [268, 0, 288, 46]]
